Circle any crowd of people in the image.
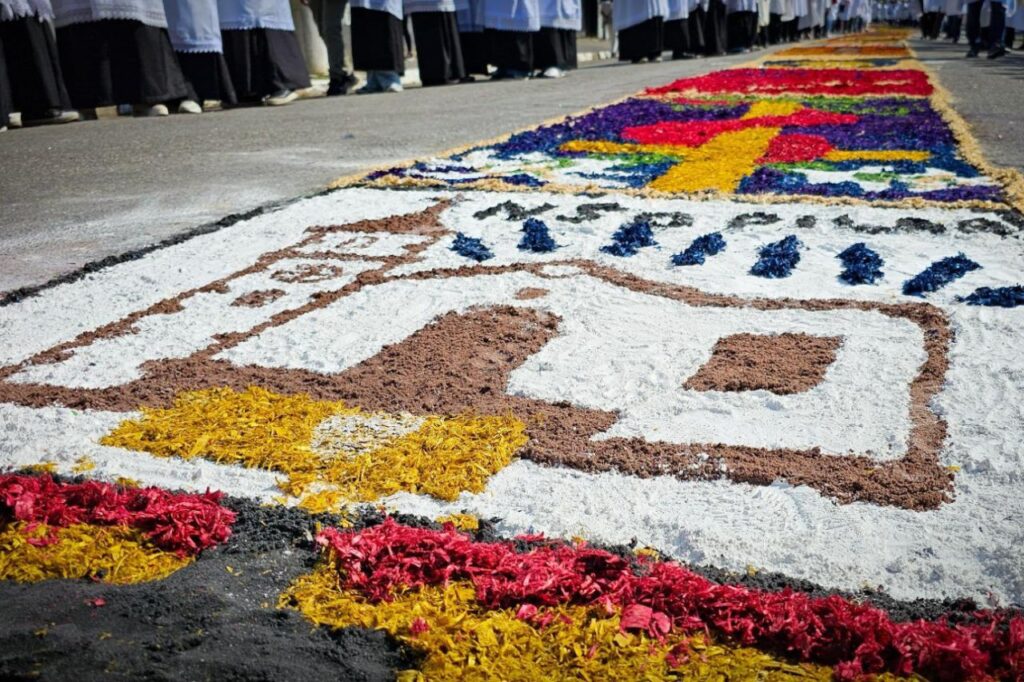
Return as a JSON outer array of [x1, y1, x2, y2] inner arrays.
[[0, 0, 901, 133], [877, 0, 1024, 57], [613, 0, 869, 63]]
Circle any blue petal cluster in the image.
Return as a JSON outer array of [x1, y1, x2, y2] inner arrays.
[[958, 285, 1024, 307], [902, 253, 981, 296], [518, 218, 558, 253], [502, 173, 546, 187], [671, 232, 726, 266], [750, 235, 803, 278], [837, 243, 884, 285], [450, 233, 494, 262], [600, 218, 657, 257]]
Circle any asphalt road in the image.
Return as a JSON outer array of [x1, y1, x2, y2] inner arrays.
[[0, 37, 1021, 293]]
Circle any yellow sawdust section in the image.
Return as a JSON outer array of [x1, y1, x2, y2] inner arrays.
[[0, 522, 191, 584], [435, 513, 480, 531], [650, 127, 780, 193], [282, 564, 907, 682], [102, 386, 526, 507]]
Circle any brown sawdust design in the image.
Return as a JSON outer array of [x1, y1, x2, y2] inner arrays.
[[684, 333, 842, 395], [0, 202, 952, 510]]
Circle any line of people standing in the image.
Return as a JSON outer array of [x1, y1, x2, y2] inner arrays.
[[877, 0, 1022, 58], [0, 0, 586, 130], [346, 0, 581, 92], [613, 0, 867, 62]]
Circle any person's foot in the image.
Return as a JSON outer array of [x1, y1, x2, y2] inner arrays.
[[177, 99, 202, 114], [7, 112, 22, 128], [134, 103, 169, 117], [540, 66, 565, 78], [264, 89, 298, 106], [965, 47, 979, 57], [0, 125, 6, 132], [494, 68, 530, 80], [22, 108, 80, 126], [987, 46, 1007, 59], [327, 73, 359, 95], [383, 81, 403, 93], [459, 75, 476, 83], [202, 99, 223, 112]]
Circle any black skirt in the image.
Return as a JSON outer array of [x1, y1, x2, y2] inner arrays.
[[485, 28, 533, 71], [768, 12, 782, 42], [57, 19, 190, 108], [533, 26, 577, 70], [351, 7, 405, 72], [0, 15, 72, 119], [702, 0, 728, 55], [459, 30, 489, 74], [726, 10, 757, 50], [0, 28, 10, 126], [411, 11, 465, 85], [618, 16, 664, 61], [688, 5, 707, 51], [663, 17, 692, 56], [176, 50, 237, 104], [221, 28, 310, 101]]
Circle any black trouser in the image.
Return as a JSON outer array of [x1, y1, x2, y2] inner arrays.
[[966, 0, 1005, 49], [0, 16, 71, 118]]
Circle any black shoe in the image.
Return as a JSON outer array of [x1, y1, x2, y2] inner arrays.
[[987, 46, 1007, 59], [22, 108, 80, 126], [965, 47, 979, 57], [326, 73, 358, 96]]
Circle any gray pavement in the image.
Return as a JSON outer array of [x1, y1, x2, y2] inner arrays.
[[910, 37, 1024, 173], [0, 38, 1022, 293]]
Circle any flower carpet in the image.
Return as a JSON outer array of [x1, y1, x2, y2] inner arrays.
[[2, 28, 1024, 680]]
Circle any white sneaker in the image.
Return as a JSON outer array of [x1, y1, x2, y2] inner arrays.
[[177, 99, 202, 114], [384, 81, 403, 93], [135, 103, 169, 117], [264, 89, 298, 106], [8, 112, 21, 128], [202, 99, 223, 112], [0, 126, 6, 132], [541, 66, 566, 78]]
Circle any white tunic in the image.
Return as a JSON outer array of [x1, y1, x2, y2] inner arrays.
[[482, 0, 539, 30], [1, 0, 51, 20], [538, 0, 580, 28], [53, 0, 167, 27], [666, 0, 688, 20], [613, 0, 668, 30]]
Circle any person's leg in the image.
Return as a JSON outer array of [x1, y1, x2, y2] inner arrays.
[[109, 20, 190, 108], [486, 29, 532, 75], [0, 27, 11, 128], [57, 21, 116, 109], [964, 0, 981, 54], [988, 1, 1006, 55], [412, 12, 464, 85], [320, 0, 354, 91], [0, 17, 75, 121]]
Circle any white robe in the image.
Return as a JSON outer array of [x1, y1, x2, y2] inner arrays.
[[405, 0, 456, 13], [538, 0, 580, 28], [1, 0, 51, 20], [482, 0, 539, 30], [666, 0, 688, 20], [613, 0, 669, 30], [53, 0, 167, 27], [217, 0, 294, 29], [164, 0, 221, 51], [727, 0, 756, 13]]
